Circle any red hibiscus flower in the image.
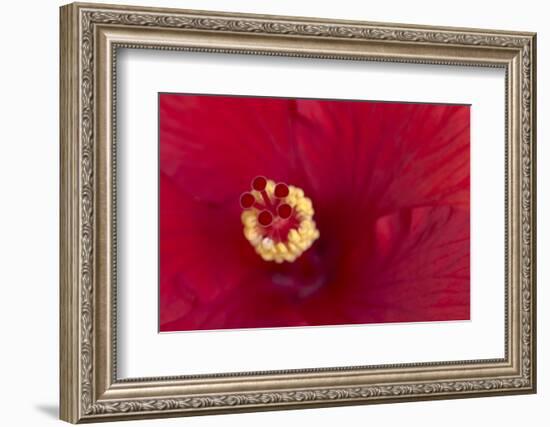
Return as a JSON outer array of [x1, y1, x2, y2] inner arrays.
[[159, 94, 470, 332]]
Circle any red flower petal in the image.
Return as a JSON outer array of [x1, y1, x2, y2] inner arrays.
[[162, 272, 310, 331], [160, 95, 298, 204], [159, 94, 470, 331], [338, 205, 470, 323], [160, 172, 262, 328], [292, 101, 469, 216]]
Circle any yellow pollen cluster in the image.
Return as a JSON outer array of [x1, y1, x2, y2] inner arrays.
[[241, 180, 320, 263]]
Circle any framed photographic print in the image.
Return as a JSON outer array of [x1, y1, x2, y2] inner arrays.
[[59, 2, 537, 423]]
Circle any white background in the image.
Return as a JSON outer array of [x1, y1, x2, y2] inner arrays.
[[0, 0, 546, 426], [118, 50, 504, 377]]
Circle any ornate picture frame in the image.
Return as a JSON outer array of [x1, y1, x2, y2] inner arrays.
[[60, 2, 536, 423]]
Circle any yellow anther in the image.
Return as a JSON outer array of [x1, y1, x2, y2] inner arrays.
[[288, 229, 300, 243], [287, 242, 300, 253], [241, 178, 319, 263], [261, 237, 275, 250], [241, 211, 257, 227], [244, 228, 260, 243], [276, 242, 288, 254]]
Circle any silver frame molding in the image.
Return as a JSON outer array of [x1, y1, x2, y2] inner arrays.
[[60, 2, 537, 423]]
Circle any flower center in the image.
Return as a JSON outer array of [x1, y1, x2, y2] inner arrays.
[[240, 176, 320, 263]]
